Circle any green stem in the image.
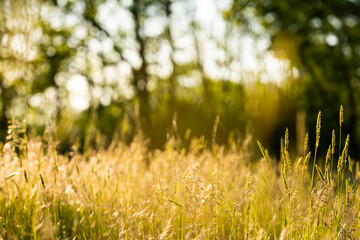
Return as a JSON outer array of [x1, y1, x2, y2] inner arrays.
[[339, 127, 342, 159], [310, 148, 318, 190]]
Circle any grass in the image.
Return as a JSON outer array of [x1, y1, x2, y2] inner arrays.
[[0, 108, 359, 239]]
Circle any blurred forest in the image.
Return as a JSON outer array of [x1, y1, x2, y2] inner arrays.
[[0, 0, 359, 159]]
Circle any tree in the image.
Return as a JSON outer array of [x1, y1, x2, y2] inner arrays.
[[0, 0, 41, 139], [227, 0, 360, 157]]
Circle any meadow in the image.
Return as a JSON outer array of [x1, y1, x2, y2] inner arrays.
[[0, 107, 359, 239]]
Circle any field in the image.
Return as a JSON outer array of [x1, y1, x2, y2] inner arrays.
[[0, 111, 359, 239]]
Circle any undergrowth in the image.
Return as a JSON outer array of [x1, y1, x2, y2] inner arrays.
[[0, 107, 359, 239]]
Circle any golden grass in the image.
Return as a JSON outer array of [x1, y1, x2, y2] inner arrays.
[[0, 109, 359, 239]]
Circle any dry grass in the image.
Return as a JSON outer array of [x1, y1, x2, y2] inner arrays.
[[0, 109, 360, 239]]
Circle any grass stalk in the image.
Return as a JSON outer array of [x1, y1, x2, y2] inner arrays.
[[311, 111, 321, 190]]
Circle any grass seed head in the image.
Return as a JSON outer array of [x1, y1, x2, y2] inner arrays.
[[281, 164, 289, 193], [338, 135, 350, 173], [304, 151, 311, 167], [341, 135, 350, 170], [285, 151, 291, 170], [285, 128, 289, 151], [348, 156, 354, 173], [331, 130, 335, 156], [324, 146, 332, 182], [339, 105, 344, 128], [325, 145, 331, 169], [315, 111, 321, 149], [257, 141, 269, 165], [345, 179, 351, 206], [304, 132, 308, 155]]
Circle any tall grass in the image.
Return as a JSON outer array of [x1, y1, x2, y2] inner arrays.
[[0, 109, 359, 239]]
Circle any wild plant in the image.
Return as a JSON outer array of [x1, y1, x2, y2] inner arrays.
[[0, 107, 359, 239]]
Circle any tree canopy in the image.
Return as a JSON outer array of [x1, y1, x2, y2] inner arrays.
[[0, 0, 359, 158]]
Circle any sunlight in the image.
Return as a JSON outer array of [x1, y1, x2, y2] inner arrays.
[[1, 0, 360, 238], [64, 0, 292, 111], [262, 53, 291, 84], [66, 74, 91, 112]]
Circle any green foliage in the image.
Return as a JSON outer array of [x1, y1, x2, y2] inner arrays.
[[227, 0, 360, 157]]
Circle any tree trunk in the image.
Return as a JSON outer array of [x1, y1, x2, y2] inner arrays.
[[130, 0, 151, 134], [191, 21, 210, 100], [164, 0, 177, 122]]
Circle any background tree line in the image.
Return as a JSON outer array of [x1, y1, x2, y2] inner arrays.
[[0, 0, 359, 159]]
